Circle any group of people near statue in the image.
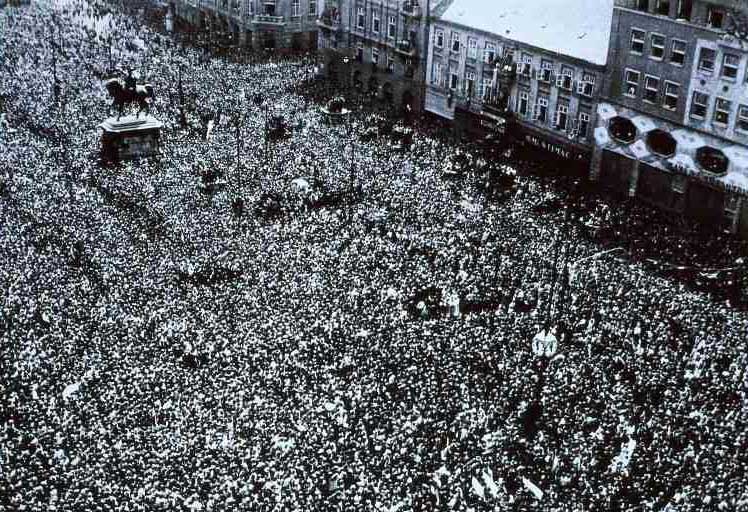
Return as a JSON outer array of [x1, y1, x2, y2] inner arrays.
[[2, 1, 748, 512]]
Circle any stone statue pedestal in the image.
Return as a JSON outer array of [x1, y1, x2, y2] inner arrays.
[[97, 115, 163, 162]]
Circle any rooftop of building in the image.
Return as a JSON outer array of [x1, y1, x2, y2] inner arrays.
[[438, 0, 615, 66]]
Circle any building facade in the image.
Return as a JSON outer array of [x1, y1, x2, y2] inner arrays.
[[317, 0, 449, 113], [174, 0, 321, 51], [593, 0, 748, 235], [423, 0, 614, 171]]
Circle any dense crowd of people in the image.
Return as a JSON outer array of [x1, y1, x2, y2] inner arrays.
[[2, 1, 748, 511]]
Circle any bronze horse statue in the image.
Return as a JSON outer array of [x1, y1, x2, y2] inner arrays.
[[104, 78, 155, 120]]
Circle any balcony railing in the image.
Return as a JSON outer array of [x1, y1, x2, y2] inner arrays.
[[253, 14, 285, 25], [400, 1, 421, 17], [395, 39, 417, 56], [317, 14, 342, 31]]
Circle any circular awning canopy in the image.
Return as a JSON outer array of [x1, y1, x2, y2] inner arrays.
[[608, 116, 638, 144], [696, 146, 729, 176], [646, 129, 677, 157]]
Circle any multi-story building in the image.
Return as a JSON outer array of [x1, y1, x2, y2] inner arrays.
[[317, 0, 450, 113], [593, 0, 748, 235], [174, 0, 321, 51], [424, 0, 615, 172]]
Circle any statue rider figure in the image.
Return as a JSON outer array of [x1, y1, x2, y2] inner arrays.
[[124, 67, 137, 99]]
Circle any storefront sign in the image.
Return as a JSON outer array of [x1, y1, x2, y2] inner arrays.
[[524, 134, 587, 161]]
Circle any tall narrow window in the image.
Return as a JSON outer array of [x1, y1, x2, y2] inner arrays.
[[484, 43, 496, 64], [721, 54, 740, 80], [435, 30, 444, 49], [737, 105, 748, 132], [707, 6, 726, 29], [670, 40, 686, 66], [372, 14, 380, 34], [449, 72, 459, 90], [540, 60, 554, 83], [451, 32, 461, 53], [387, 16, 396, 38], [292, 0, 300, 16], [698, 48, 716, 74], [534, 96, 549, 123], [357, 7, 365, 29], [655, 0, 670, 16], [578, 112, 590, 139], [690, 91, 708, 118], [465, 71, 475, 97], [676, 0, 692, 20], [644, 75, 659, 103], [624, 69, 640, 97], [714, 98, 732, 124], [555, 102, 569, 131], [308, 0, 316, 16], [467, 38, 478, 59], [518, 91, 529, 116], [663, 81, 679, 110], [650, 34, 665, 60], [630, 29, 645, 54], [577, 72, 595, 97]]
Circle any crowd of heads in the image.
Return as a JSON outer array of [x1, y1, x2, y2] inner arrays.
[[2, 1, 748, 511]]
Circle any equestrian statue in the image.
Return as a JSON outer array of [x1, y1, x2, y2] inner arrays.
[[105, 68, 155, 121]]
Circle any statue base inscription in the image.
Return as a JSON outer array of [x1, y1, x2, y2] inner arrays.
[[98, 115, 163, 162]]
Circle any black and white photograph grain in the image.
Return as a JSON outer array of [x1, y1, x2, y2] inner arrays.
[[2, 0, 748, 510]]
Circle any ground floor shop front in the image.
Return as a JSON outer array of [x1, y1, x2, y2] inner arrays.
[[591, 103, 748, 238]]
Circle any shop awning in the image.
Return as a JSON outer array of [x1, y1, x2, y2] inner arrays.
[[608, 116, 637, 144], [696, 146, 729, 176], [646, 129, 677, 157]]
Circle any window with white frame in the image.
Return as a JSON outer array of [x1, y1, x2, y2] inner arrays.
[[690, 91, 708, 118], [467, 38, 478, 59], [372, 13, 380, 34], [518, 90, 529, 116], [663, 81, 679, 110], [520, 53, 533, 76], [721, 53, 740, 80], [578, 111, 590, 139], [451, 32, 460, 53], [630, 29, 645, 54], [738, 105, 748, 132], [698, 48, 716, 74], [534, 96, 549, 123], [357, 7, 365, 29], [387, 55, 395, 73], [670, 39, 686, 66], [540, 60, 554, 83], [435, 30, 444, 49], [555, 102, 569, 130], [432, 62, 443, 85], [291, 0, 300, 16], [644, 75, 659, 103], [624, 69, 640, 97], [481, 78, 492, 100], [650, 34, 665, 60], [577, 72, 595, 97], [387, 16, 396, 38], [372, 47, 379, 65], [557, 66, 573, 90], [465, 71, 476, 96], [308, 0, 316, 16], [449, 72, 459, 90], [484, 42, 496, 64], [714, 97, 732, 124], [707, 5, 726, 29]]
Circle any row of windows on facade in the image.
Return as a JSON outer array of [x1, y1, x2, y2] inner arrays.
[[200, 0, 317, 17], [629, 28, 688, 65], [695, 47, 748, 82], [623, 68, 681, 110], [514, 91, 592, 140], [433, 32, 598, 96], [431, 60, 596, 99], [690, 92, 748, 133], [430, 75, 592, 139], [633, 0, 729, 29], [355, 8, 412, 40]]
